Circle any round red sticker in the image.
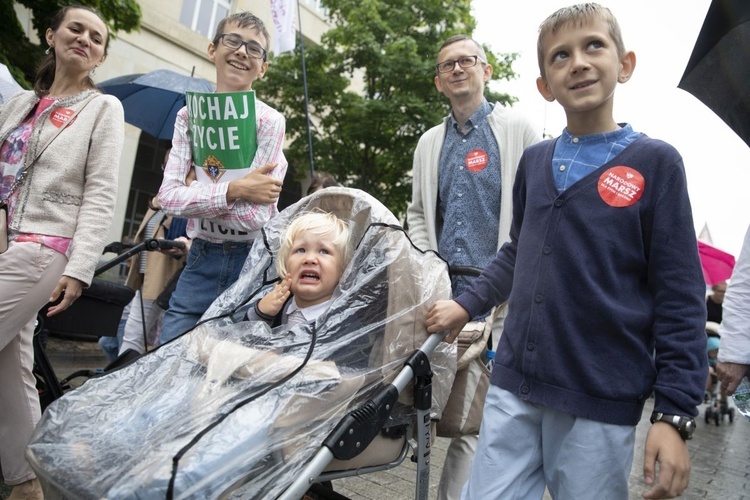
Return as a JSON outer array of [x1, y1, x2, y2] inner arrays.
[[597, 166, 645, 207], [50, 108, 75, 128], [465, 149, 488, 172]]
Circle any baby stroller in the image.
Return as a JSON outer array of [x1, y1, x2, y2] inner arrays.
[[26, 187, 456, 499], [704, 326, 734, 426]]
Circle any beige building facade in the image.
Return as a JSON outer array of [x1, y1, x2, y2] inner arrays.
[[15, 0, 329, 244]]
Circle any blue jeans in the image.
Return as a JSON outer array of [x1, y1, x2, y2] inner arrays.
[[159, 238, 251, 344], [98, 304, 129, 362]]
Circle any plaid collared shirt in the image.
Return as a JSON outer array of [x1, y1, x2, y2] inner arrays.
[[552, 124, 640, 193], [158, 98, 287, 242]]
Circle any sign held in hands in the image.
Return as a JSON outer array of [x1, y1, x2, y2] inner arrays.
[[186, 90, 257, 184]]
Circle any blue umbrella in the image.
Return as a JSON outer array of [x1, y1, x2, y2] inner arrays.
[[98, 69, 215, 140]]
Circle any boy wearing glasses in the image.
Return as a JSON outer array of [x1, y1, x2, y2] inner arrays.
[[158, 12, 287, 343], [407, 34, 538, 500]]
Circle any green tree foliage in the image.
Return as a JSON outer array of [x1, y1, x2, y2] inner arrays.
[[0, 0, 141, 88], [257, 0, 517, 217]]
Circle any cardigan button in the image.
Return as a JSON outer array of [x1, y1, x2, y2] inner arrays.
[[554, 199, 563, 207], [543, 246, 551, 255], [534, 294, 543, 303], [520, 385, 530, 394]]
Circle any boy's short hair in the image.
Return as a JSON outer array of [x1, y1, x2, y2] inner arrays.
[[536, 3, 626, 78], [276, 211, 351, 278], [213, 11, 272, 55], [437, 34, 488, 65]]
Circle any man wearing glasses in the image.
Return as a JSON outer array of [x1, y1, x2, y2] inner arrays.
[[158, 12, 287, 343], [407, 34, 539, 500]]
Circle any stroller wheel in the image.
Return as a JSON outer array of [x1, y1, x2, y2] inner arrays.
[[714, 411, 720, 426], [729, 407, 735, 423], [705, 409, 711, 424]]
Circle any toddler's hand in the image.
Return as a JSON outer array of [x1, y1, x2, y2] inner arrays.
[[258, 276, 292, 317]]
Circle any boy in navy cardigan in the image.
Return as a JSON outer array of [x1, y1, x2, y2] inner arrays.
[[426, 4, 707, 499]]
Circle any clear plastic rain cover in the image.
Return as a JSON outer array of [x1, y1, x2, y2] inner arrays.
[[27, 187, 456, 499]]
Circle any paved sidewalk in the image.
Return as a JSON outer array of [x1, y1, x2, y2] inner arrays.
[[332, 397, 750, 500]]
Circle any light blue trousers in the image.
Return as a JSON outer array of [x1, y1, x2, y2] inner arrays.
[[462, 385, 636, 500]]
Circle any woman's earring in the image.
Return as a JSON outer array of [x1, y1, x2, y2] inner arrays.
[[91, 67, 96, 76], [45, 46, 51, 55]]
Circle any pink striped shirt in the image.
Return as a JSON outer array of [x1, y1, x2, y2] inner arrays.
[[158, 98, 287, 242]]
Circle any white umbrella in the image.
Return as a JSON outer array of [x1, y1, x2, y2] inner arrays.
[[0, 63, 25, 104]]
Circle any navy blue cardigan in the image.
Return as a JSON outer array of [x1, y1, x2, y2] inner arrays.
[[455, 136, 708, 425]]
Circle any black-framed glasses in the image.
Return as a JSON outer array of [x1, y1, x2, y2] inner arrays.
[[435, 55, 484, 74], [216, 33, 267, 60]]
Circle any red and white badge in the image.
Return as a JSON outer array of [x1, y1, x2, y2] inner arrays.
[[597, 166, 645, 207], [465, 149, 488, 172], [50, 108, 76, 128]]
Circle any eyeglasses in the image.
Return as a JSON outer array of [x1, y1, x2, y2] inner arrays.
[[216, 33, 267, 60], [435, 55, 484, 74]]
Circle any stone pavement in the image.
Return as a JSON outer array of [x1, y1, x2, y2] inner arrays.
[[332, 395, 750, 500], [4, 338, 750, 500]]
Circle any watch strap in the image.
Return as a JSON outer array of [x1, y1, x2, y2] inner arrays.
[[650, 411, 696, 440]]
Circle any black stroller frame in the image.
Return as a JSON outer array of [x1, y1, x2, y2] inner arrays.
[[704, 374, 735, 426], [33, 238, 184, 410]]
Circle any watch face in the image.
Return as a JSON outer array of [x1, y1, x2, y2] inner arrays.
[[683, 418, 697, 437], [675, 416, 696, 440]]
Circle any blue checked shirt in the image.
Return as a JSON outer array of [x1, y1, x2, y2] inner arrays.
[[552, 124, 641, 193], [438, 99, 501, 317]]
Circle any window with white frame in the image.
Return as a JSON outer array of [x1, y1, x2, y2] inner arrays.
[[301, 0, 328, 17], [180, 0, 232, 39]]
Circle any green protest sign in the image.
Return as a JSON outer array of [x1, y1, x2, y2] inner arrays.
[[185, 90, 257, 183]]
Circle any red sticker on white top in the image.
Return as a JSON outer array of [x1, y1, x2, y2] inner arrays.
[[597, 166, 645, 207], [465, 149, 488, 172], [50, 108, 75, 128]]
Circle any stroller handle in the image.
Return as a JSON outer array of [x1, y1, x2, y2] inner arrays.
[[449, 265, 482, 279], [144, 238, 186, 251], [96, 239, 186, 275]]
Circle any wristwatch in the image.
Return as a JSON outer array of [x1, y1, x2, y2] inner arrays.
[[649, 411, 696, 440]]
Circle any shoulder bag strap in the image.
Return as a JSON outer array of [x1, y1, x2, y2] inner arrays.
[[2, 94, 97, 202]]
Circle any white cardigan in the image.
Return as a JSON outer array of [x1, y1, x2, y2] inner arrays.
[[0, 90, 124, 285], [407, 104, 540, 253]]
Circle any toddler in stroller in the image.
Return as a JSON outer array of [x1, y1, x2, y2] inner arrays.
[[26, 188, 456, 499]]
